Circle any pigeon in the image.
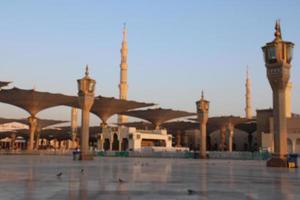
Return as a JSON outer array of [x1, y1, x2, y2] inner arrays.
[[118, 178, 126, 183], [56, 172, 62, 177], [80, 169, 84, 174], [187, 189, 196, 195]]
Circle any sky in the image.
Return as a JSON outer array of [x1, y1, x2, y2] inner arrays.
[[0, 0, 300, 125]]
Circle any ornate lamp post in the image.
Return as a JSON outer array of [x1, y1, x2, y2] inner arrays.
[[262, 21, 294, 167], [196, 91, 209, 159], [77, 65, 96, 160]]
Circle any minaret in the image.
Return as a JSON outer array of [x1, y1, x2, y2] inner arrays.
[[245, 66, 252, 119], [118, 24, 128, 124]]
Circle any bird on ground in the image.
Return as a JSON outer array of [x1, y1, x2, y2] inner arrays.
[[187, 189, 196, 195], [118, 178, 126, 183], [56, 172, 62, 177], [80, 169, 84, 174]]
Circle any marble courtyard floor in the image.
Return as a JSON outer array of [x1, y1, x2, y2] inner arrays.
[[0, 155, 299, 200]]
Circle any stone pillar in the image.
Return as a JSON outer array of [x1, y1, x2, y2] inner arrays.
[[97, 134, 103, 151], [11, 133, 16, 151], [292, 140, 296, 153], [219, 126, 226, 151], [27, 116, 38, 151], [196, 91, 209, 158], [228, 123, 234, 152], [285, 82, 292, 118], [176, 131, 181, 147], [183, 134, 188, 147], [119, 139, 122, 152], [71, 107, 78, 149], [35, 127, 41, 150], [79, 98, 93, 159], [109, 140, 113, 151], [77, 65, 96, 160], [270, 89, 289, 159]]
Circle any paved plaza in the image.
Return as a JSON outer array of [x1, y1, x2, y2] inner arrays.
[[0, 156, 299, 200]]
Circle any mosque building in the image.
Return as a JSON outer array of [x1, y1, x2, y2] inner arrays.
[[0, 22, 300, 156]]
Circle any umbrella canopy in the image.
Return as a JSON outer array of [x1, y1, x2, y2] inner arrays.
[[0, 87, 77, 116], [190, 116, 251, 133], [0, 117, 20, 125], [66, 95, 154, 124], [117, 121, 155, 130], [235, 121, 257, 134], [161, 121, 199, 132], [14, 118, 69, 129], [0, 81, 11, 89], [121, 108, 196, 128]]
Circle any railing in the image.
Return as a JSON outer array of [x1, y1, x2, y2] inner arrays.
[[207, 151, 271, 160]]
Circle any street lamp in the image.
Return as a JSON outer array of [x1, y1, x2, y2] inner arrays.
[[196, 91, 209, 159], [77, 65, 96, 160], [262, 20, 294, 167]]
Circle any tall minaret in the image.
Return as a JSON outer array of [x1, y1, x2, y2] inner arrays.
[[245, 66, 252, 119], [118, 24, 128, 124]]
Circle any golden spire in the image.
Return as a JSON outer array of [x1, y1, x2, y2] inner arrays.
[[274, 19, 282, 41]]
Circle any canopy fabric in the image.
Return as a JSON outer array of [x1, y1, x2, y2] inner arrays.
[[0, 81, 11, 89], [121, 108, 196, 127], [0, 129, 28, 139], [15, 118, 69, 129], [0, 87, 77, 116], [67, 95, 154, 123], [117, 121, 155, 130], [207, 116, 250, 127], [91, 96, 155, 123], [161, 121, 199, 131], [235, 121, 257, 134], [0, 117, 19, 125], [189, 116, 251, 133]]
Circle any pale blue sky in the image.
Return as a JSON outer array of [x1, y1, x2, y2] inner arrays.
[[0, 1, 300, 125]]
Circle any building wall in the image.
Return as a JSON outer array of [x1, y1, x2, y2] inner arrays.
[[261, 117, 300, 153], [101, 127, 172, 151], [256, 109, 273, 148]]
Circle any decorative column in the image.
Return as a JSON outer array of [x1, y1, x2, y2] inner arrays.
[[196, 91, 209, 158], [262, 21, 294, 167], [10, 133, 16, 151], [71, 107, 78, 149], [27, 116, 38, 151], [228, 123, 234, 152], [77, 65, 96, 160], [97, 134, 103, 151], [219, 126, 226, 151], [183, 134, 189, 147], [176, 130, 181, 147], [119, 139, 122, 152], [35, 126, 41, 150]]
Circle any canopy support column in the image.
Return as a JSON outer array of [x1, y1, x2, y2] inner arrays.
[[27, 116, 38, 152]]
